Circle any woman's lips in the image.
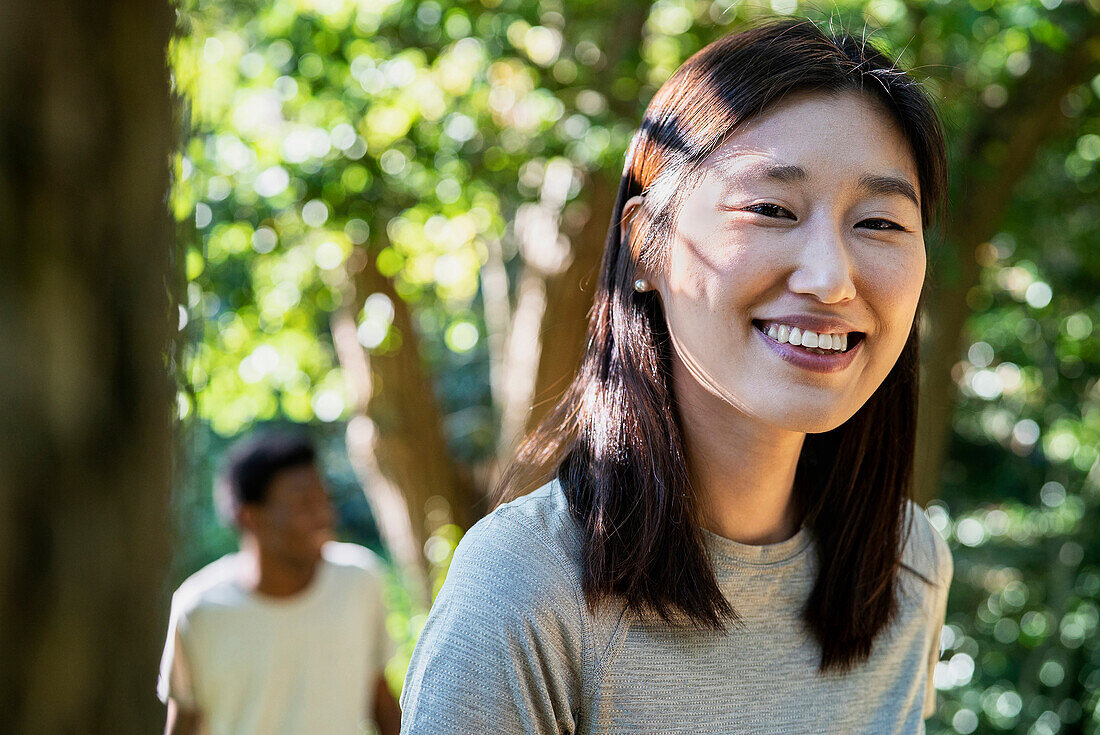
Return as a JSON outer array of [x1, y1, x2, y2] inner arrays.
[[752, 321, 863, 374]]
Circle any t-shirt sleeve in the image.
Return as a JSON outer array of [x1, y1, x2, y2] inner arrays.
[[399, 509, 586, 735], [922, 519, 954, 720], [157, 594, 198, 710]]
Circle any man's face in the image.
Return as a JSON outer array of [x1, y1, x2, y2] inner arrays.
[[245, 463, 335, 563], [634, 89, 926, 433]]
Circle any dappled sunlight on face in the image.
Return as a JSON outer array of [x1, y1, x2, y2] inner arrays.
[[652, 89, 926, 434]]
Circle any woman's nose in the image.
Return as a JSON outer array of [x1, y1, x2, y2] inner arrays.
[[786, 218, 857, 304]]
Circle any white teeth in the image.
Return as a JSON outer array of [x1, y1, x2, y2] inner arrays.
[[757, 321, 852, 354]]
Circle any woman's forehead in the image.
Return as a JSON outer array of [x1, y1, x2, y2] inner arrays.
[[699, 91, 919, 185], [698, 152, 920, 211]]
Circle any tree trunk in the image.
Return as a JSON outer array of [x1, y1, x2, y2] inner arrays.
[[513, 0, 649, 452], [914, 19, 1100, 504], [528, 169, 617, 435], [0, 1, 176, 732], [344, 3, 652, 537], [495, 158, 578, 464], [331, 306, 433, 608], [333, 239, 480, 605]]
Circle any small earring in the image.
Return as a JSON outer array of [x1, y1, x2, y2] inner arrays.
[[633, 278, 651, 293]]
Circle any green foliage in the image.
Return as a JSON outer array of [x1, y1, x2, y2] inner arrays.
[[931, 106, 1100, 731], [170, 0, 1100, 729]]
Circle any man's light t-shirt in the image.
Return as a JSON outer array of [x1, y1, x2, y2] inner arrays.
[[158, 541, 395, 735]]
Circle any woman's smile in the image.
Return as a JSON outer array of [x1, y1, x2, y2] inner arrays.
[[751, 320, 865, 374]]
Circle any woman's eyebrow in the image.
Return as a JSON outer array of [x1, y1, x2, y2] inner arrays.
[[856, 173, 920, 210], [732, 160, 807, 184], [731, 161, 919, 209]]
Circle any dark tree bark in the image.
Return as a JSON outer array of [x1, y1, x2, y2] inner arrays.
[[0, 1, 177, 732], [914, 18, 1100, 505], [527, 169, 617, 437], [522, 0, 649, 441]]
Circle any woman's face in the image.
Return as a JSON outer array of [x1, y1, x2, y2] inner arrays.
[[629, 89, 926, 433]]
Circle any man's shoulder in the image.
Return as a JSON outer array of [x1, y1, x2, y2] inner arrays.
[[171, 553, 247, 618], [323, 540, 386, 572], [321, 541, 388, 589], [899, 498, 953, 590]]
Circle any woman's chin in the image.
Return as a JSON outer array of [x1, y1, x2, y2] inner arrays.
[[752, 401, 857, 434]]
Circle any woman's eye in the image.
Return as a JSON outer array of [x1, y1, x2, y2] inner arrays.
[[858, 218, 905, 231], [744, 203, 794, 219], [741, 205, 906, 232]]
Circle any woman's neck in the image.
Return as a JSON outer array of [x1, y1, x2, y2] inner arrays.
[[672, 353, 806, 546]]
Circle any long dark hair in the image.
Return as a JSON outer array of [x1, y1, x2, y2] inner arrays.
[[491, 15, 948, 674]]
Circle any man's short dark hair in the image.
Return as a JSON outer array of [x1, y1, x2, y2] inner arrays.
[[214, 429, 317, 526]]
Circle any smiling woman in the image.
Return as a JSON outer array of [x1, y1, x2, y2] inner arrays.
[[400, 15, 953, 735], [628, 87, 928, 430]]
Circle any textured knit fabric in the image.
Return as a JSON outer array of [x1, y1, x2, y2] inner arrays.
[[158, 541, 395, 735], [400, 478, 953, 735]]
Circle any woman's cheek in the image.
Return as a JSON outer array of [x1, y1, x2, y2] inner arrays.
[[863, 264, 922, 359], [890, 248, 926, 324]]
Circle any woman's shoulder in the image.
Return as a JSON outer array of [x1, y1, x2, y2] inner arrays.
[[487, 477, 584, 559], [404, 478, 592, 685], [449, 477, 585, 602], [898, 497, 954, 591], [402, 478, 593, 731]]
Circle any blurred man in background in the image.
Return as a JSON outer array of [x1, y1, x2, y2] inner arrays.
[[157, 429, 401, 735]]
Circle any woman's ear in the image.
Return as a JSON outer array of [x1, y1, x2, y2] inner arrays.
[[619, 194, 647, 251], [621, 194, 659, 290]]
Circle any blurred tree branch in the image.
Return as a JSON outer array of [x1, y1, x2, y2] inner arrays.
[[333, 230, 481, 606]]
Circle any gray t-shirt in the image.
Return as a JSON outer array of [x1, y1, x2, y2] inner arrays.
[[400, 478, 953, 734]]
